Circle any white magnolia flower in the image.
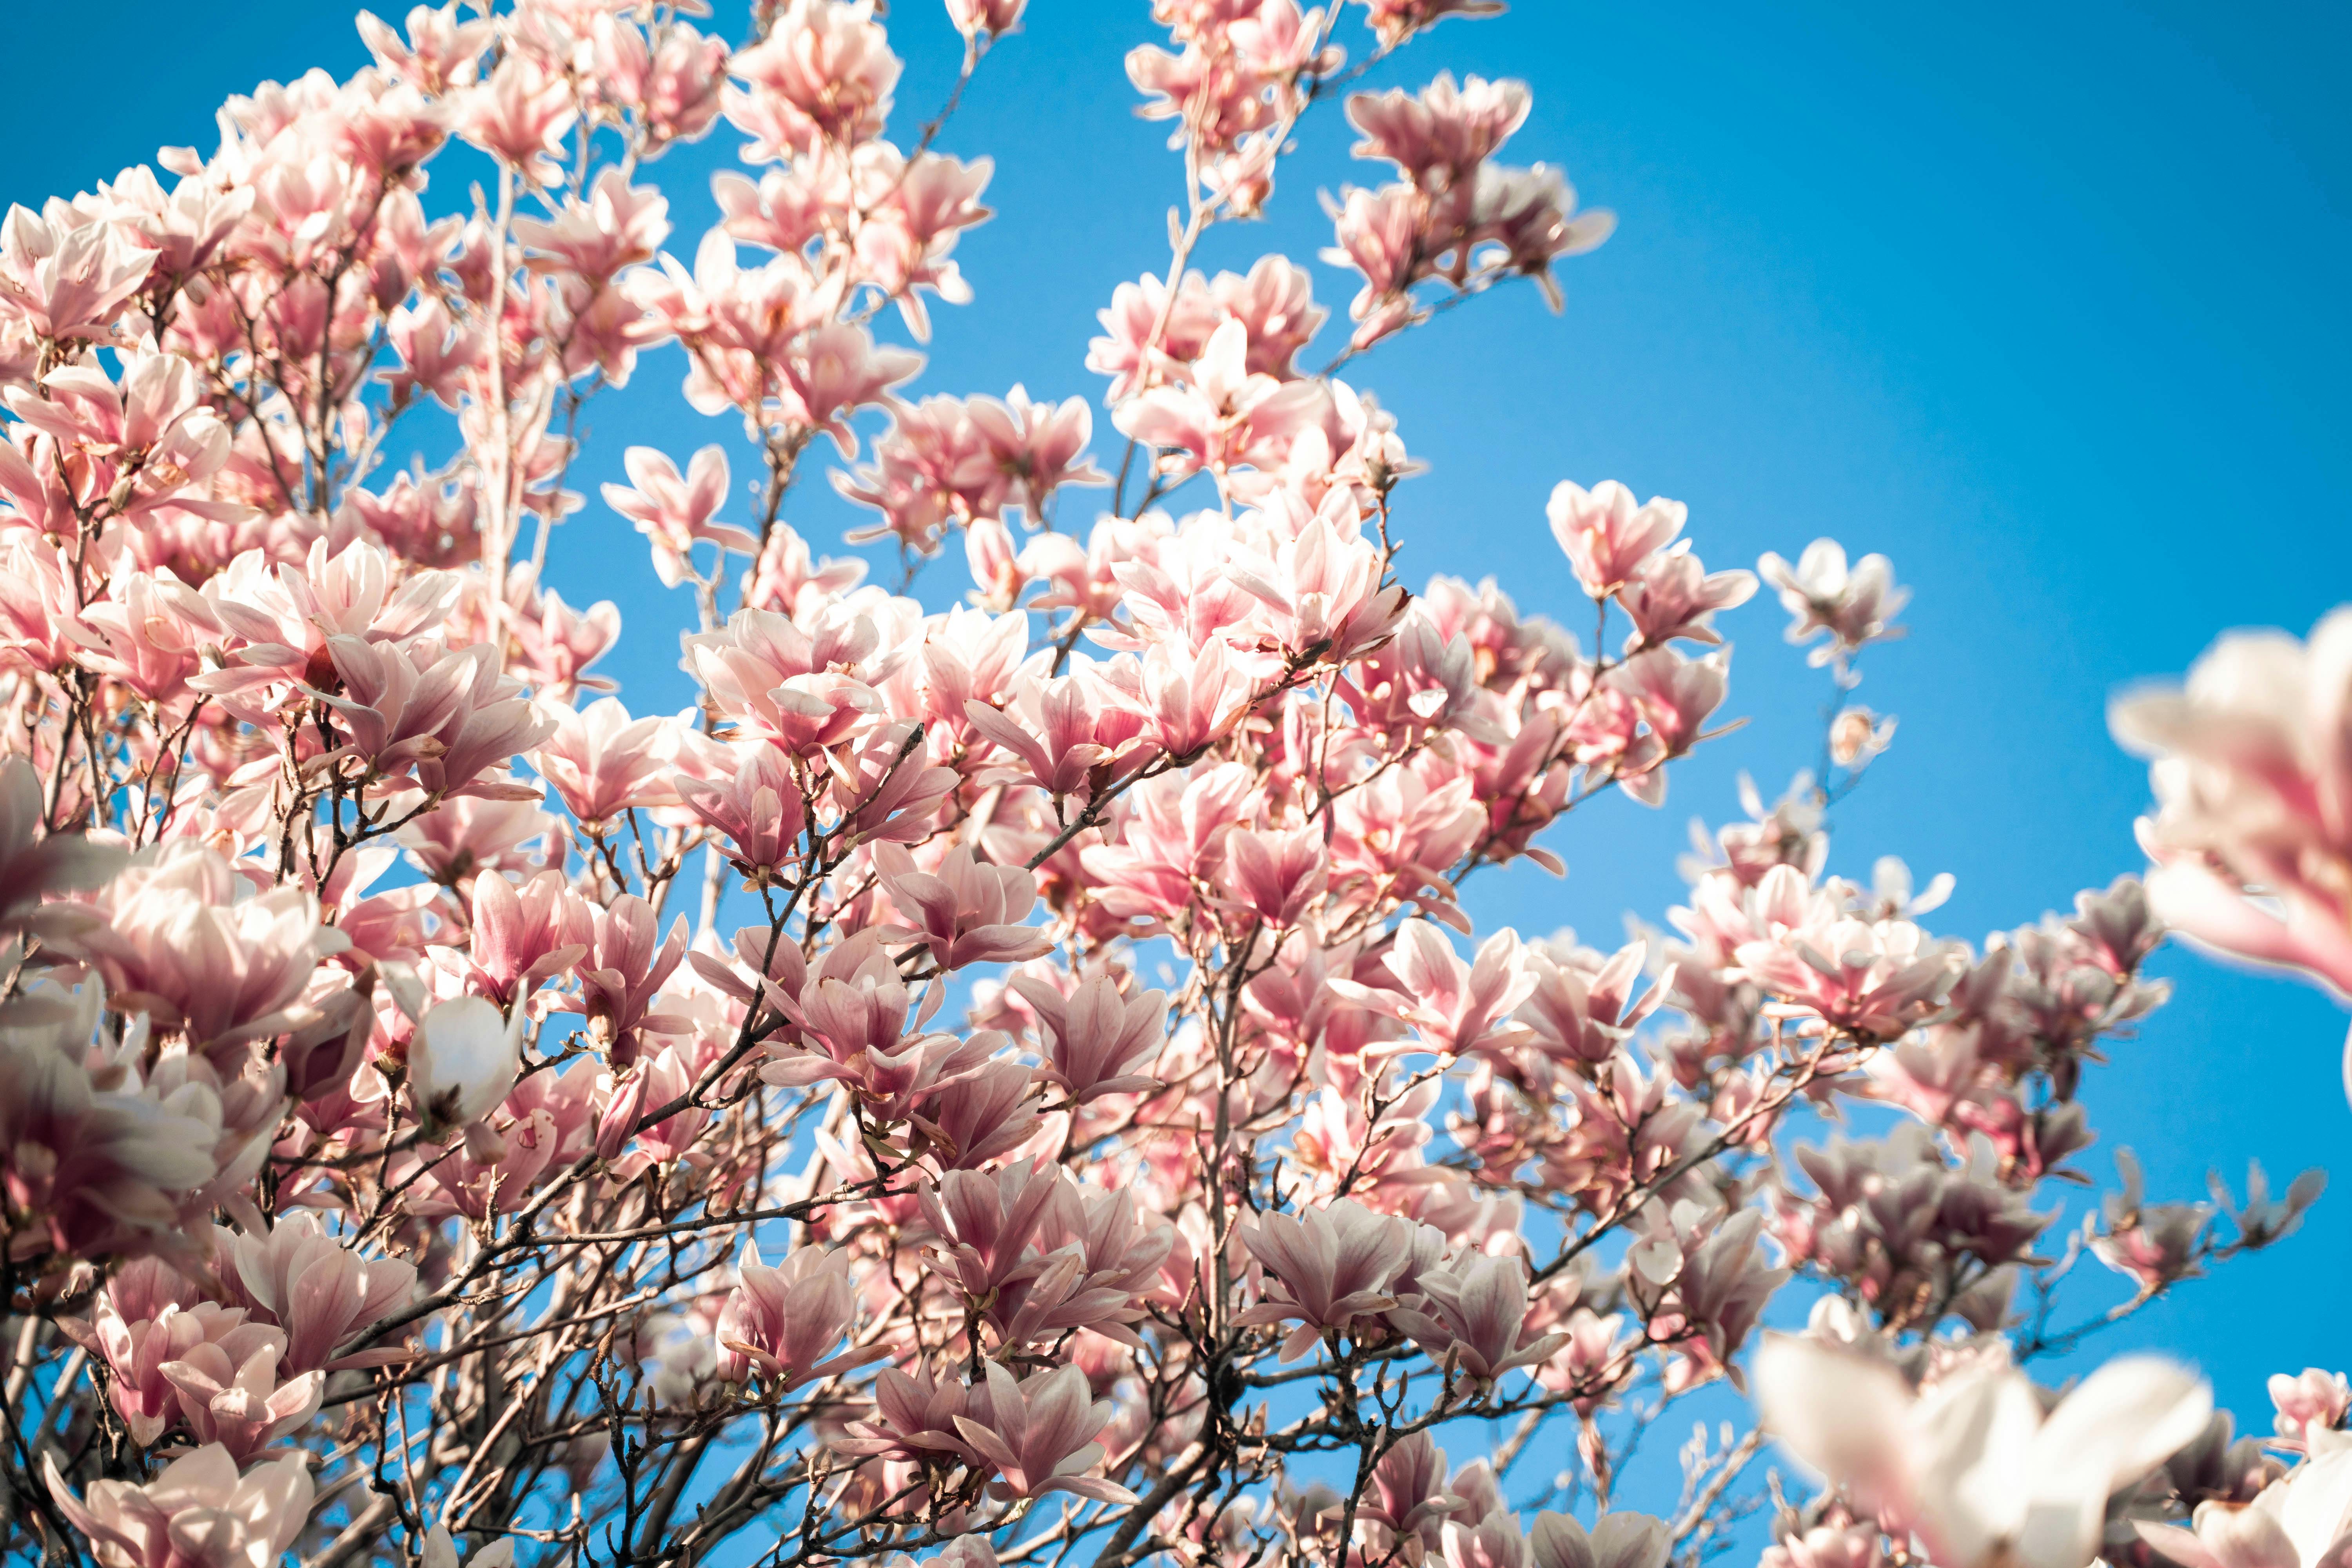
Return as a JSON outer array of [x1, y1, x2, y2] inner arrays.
[[408, 994, 524, 1132], [1753, 1334, 2212, 1568]]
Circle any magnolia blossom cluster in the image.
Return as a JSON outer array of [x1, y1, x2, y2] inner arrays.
[[0, 2, 2330, 1568]]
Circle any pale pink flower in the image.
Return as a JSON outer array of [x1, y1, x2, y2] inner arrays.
[[681, 742, 809, 877], [1115, 318, 1326, 478], [1223, 510, 1410, 663], [686, 606, 884, 756], [1547, 481, 1685, 603], [70, 1266, 273, 1446], [575, 895, 690, 1064], [953, 1361, 1139, 1504], [2112, 610, 2352, 1022], [1529, 1511, 1671, 1568], [1089, 270, 1221, 402], [1222, 824, 1329, 928], [2134, 1445, 2352, 1568], [1755, 1335, 2212, 1568], [964, 673, 1125, 801], [451, 869, 592, 1010], [872, 842, 1052, 971], [517, 170, 671, 281], [2090, 1149, 2210, 1292], [1615, 548, 1757, 649], [159, 1334, 322, 1465], [722, 0, 900, 159], [967, 385, 1108, 519], [1759, 539, 1910, 668], [603, 445, 757, 588], [1470, 163, 1617, 309], [837, 1362, 977, 1465], [1830, 705, 1898, 768], [0, 985, 228, 1264], [357, 4, 494, 95], [1516, 938, 1666, 1066], [0, 756, 126, 953], [1331, 920, 1537, 1058], [92, 842, 346, 1057], [1236, 1197, 1410, 1359], [715, 1240, 884, 1387], [946, 0, 1027, 39], [455, 55, 578, 184], [1013, 973, 1166, 1104], [1348, 73, 1531, 191], [225, 1213, 419, 1373], [0, 203, 159, 340], [2271, 1369, 2352, 1450], [1391, 1250, 1565, 1381], [1359, 0, 1508, 48], [533, 696, 682, 826], [46, 1445, 313, 1568]]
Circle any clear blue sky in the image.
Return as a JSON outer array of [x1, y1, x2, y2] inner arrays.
[[15, 0, 2348, 1434]]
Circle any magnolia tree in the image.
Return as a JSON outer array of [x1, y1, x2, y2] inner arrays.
[[0, 2, 2345, 1567]]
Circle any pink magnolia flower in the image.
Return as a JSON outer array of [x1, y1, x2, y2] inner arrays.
[[714, 1240, 884, 1388], [722, 0, 900, 160], [2090, 1149, 2210, 1292], [0, 756, 126, 953], [1529, 1512, 1671, 1568], [2112, 609, 2352, 1024], [1221, 824, 1328, 929], [71, 1265, 275, 1446], [954, 1361, 1139, 1504], [602, 445, 757, 588], [517, 170, 672, 282], [225, 1212, 418, 1372], [1470, 163, 1617, 309], [92, 842, 346, 1057], [0, 203, 158, 340], [2270, 1369, 2352, 1450], [837, 1362, 978, 1465], [455, 55, 577, 183], [575, 895, 691, 1064], [158, 1335, 322, 1465], [1236, 1197, 1410, 1359], [0, 985, 229, 1264], [1390, 1250, 1566, 1381], [946, 0, 1027, 40], [358, 3, 493, 94], [916, 1055, 1044, 1171], [1331, 920, 1537, 1058], [1114, 318, 1326, 479], [1359, 0, 1508, 49], [1013, 973, 1167, 1104], [533, 696, 682, 826], [46, 1445, 313, 1568], [871, 841, 1053, 971], [452, 869, 592, 1010], [967, 386, 1108, 519], [1517, 938, 1667, 1066], [681, 742, 809, 877], [1224, 510, 1410, 664], [1614, 548, 1757, 649], [964, 673, 1126, 801], [1728, 866, 1961, 1040], [1088, 270, 1222, 403], [1759, 539, 1909, 669], [1348, 73, 1531, 191], [687, 606, 884, 757]]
